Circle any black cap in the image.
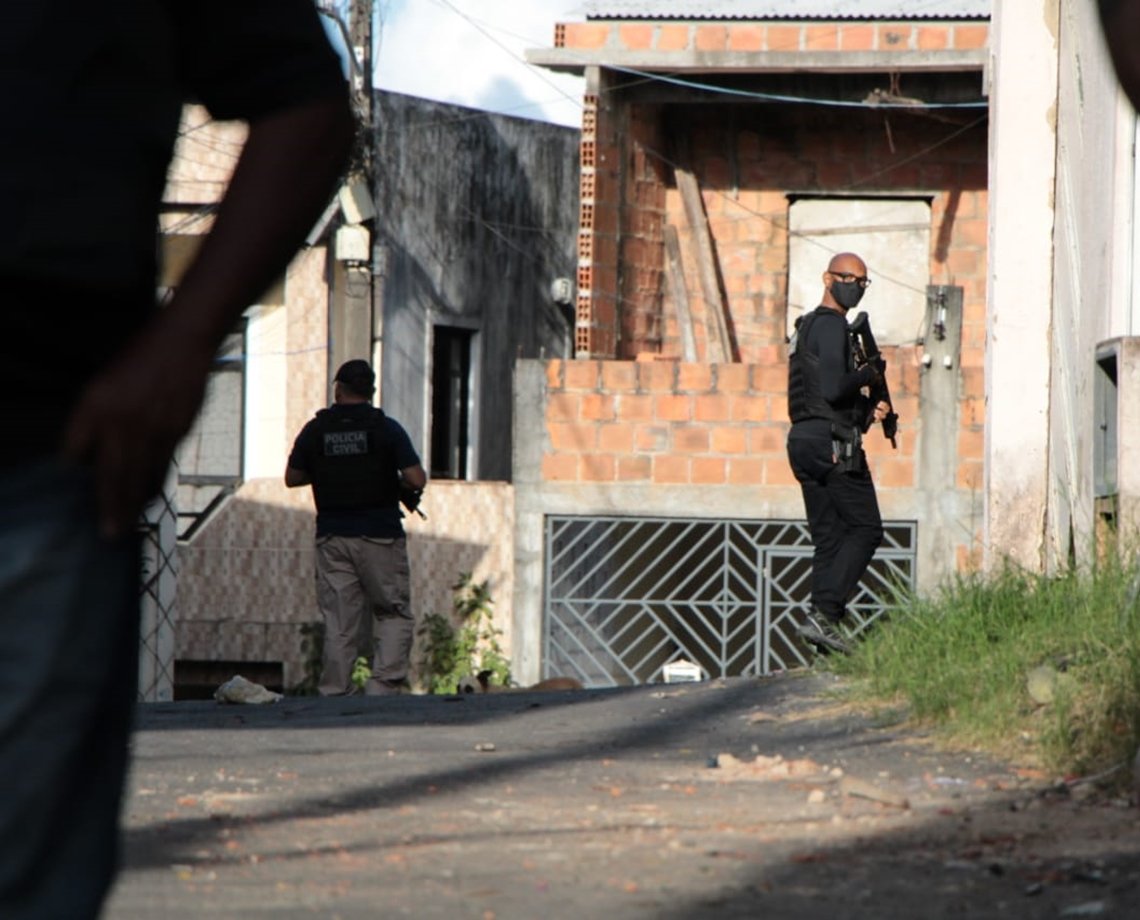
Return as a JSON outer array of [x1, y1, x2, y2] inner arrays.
[[333, 359, 375, 397]]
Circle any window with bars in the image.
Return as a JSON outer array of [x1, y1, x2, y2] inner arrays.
[[174, 324, 246, 540]]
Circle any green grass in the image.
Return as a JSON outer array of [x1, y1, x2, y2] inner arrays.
[[828, 554, 1140, 787]]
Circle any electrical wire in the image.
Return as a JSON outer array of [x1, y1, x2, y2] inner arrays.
[[427, 0, 583, 109], [383, 1, 989, 129], [605, 64, 988, 109], [623, 110, 987, 301], [161, 4, 990, 350]]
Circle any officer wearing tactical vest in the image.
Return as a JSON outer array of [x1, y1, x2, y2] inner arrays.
[[286, 360, 427, 695], [786, 252, 890, 655]]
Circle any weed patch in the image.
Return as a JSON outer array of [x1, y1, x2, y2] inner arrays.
[[830, 557, 1140, 787]]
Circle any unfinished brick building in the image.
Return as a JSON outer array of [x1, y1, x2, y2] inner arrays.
[[513, 1, 990, 685]]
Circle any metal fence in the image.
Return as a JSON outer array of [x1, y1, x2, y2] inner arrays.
[[138, 479, 178, 702], [544, 516, 916, 686]]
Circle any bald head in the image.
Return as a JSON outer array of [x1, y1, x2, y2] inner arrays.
[[827, 252, 866, 277], [821, 252, 869, 312]]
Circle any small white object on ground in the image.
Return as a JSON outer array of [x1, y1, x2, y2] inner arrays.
[[214, 675, 283, 705]]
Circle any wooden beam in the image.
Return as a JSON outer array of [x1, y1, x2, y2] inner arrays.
[[675, 166, 733, 363], [663, 225, 698, 362]]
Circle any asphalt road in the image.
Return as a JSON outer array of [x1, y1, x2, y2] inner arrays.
[[104, 671, 1140, 919]]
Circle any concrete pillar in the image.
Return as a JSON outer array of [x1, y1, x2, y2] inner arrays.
[[984, 0, 1059, 571], [1117, 337, 1140, 538], [330, 260, 374, 380], [511, 359, 548, 685]]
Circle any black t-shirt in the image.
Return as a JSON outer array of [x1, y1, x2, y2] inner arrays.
[[1, 0, 347, 457], [288, 405, 423, 538]]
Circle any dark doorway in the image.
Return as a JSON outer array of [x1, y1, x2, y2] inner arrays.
[[431, 326, 471, 479]]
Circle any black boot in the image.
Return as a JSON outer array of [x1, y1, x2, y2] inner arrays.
[[796, 608, 853, 655]]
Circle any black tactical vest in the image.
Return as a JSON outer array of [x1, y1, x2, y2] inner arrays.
[[787, 308, 858, 426], [307, 406, 399, 512]]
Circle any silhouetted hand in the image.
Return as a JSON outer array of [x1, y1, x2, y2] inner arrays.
[[63, 319, 214, 537]]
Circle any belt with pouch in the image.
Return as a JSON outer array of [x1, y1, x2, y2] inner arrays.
[[829, 421, 865, 473]]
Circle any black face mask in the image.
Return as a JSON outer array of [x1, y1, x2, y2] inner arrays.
[[830, 279, 865, 310]]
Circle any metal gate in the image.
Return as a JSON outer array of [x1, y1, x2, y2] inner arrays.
[[543, 516, 916, 686]]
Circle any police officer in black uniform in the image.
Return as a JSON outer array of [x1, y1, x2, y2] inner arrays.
[[286, 360, 427, 695], [786, 252, 890, 654]]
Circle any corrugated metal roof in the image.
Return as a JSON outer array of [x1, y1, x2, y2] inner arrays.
[[580, 1, 990, 19]]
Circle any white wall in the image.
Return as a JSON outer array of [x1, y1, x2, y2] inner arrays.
[[787, 198, 931, 347], [984, 0, 1059, 570], [244, 304, 291, 480], [1047, 0, 1133, 565]]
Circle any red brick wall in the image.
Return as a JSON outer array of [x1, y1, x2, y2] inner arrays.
[[646, 105, 988, 364], [573, 105, 987, 496], [576, 87, 621, 357], [620, 105, 668, 355], [557, 17, 988, 569], [542, 358, 796, 488], [541, 352, 924, 494], [556, 20, 988, 54]]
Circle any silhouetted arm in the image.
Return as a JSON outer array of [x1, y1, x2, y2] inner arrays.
[[65, 97, 353, 536]]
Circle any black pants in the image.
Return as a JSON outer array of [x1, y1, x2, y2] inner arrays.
[[787, 431, 884, 622]]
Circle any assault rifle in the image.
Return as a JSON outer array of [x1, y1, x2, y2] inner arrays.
[[849, 312, 899, 449]]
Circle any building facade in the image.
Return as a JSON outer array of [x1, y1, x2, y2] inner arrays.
[[166, 96, 578, 695], [514, 1, 990, 685]]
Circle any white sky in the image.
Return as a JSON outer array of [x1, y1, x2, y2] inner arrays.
[[372, 0, 585, 127]]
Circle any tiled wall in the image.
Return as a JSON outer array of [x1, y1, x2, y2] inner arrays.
[[176, 478, 315, 688], [404, 481, 516, 670], [164, 105, 246, 204], [176, 478, 516, 690]]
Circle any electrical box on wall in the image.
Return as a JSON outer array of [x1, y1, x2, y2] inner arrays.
[[1094, 342, 1118, 500], [334, 224, 370, 263], [1093, 337, 1140, 541], [338, 179, 376, 225]]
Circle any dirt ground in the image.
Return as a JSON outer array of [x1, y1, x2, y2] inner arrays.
[[104, 671, 1140, 919]]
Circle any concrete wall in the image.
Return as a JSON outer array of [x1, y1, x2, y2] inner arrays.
[[988, 0, 1140, 568], [1115, 338, 1140, 537], [1047, 2, 1137, 564], [372, 92, 580, 481]]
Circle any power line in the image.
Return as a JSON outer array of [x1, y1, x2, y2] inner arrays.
[[427, 0, 585, 113], [605, 64, 988, 109]]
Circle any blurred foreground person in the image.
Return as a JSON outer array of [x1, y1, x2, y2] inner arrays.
[[0, 3, 352, 916], [1100, 0, 1140, 109]]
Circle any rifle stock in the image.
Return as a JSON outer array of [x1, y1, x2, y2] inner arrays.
[[849, 312, 899, 449]]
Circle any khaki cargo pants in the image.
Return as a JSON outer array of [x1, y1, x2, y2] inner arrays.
[[315, 535, 413, 696]]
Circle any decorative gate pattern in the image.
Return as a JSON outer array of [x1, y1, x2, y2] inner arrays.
[[544, 516, 916, 686]]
